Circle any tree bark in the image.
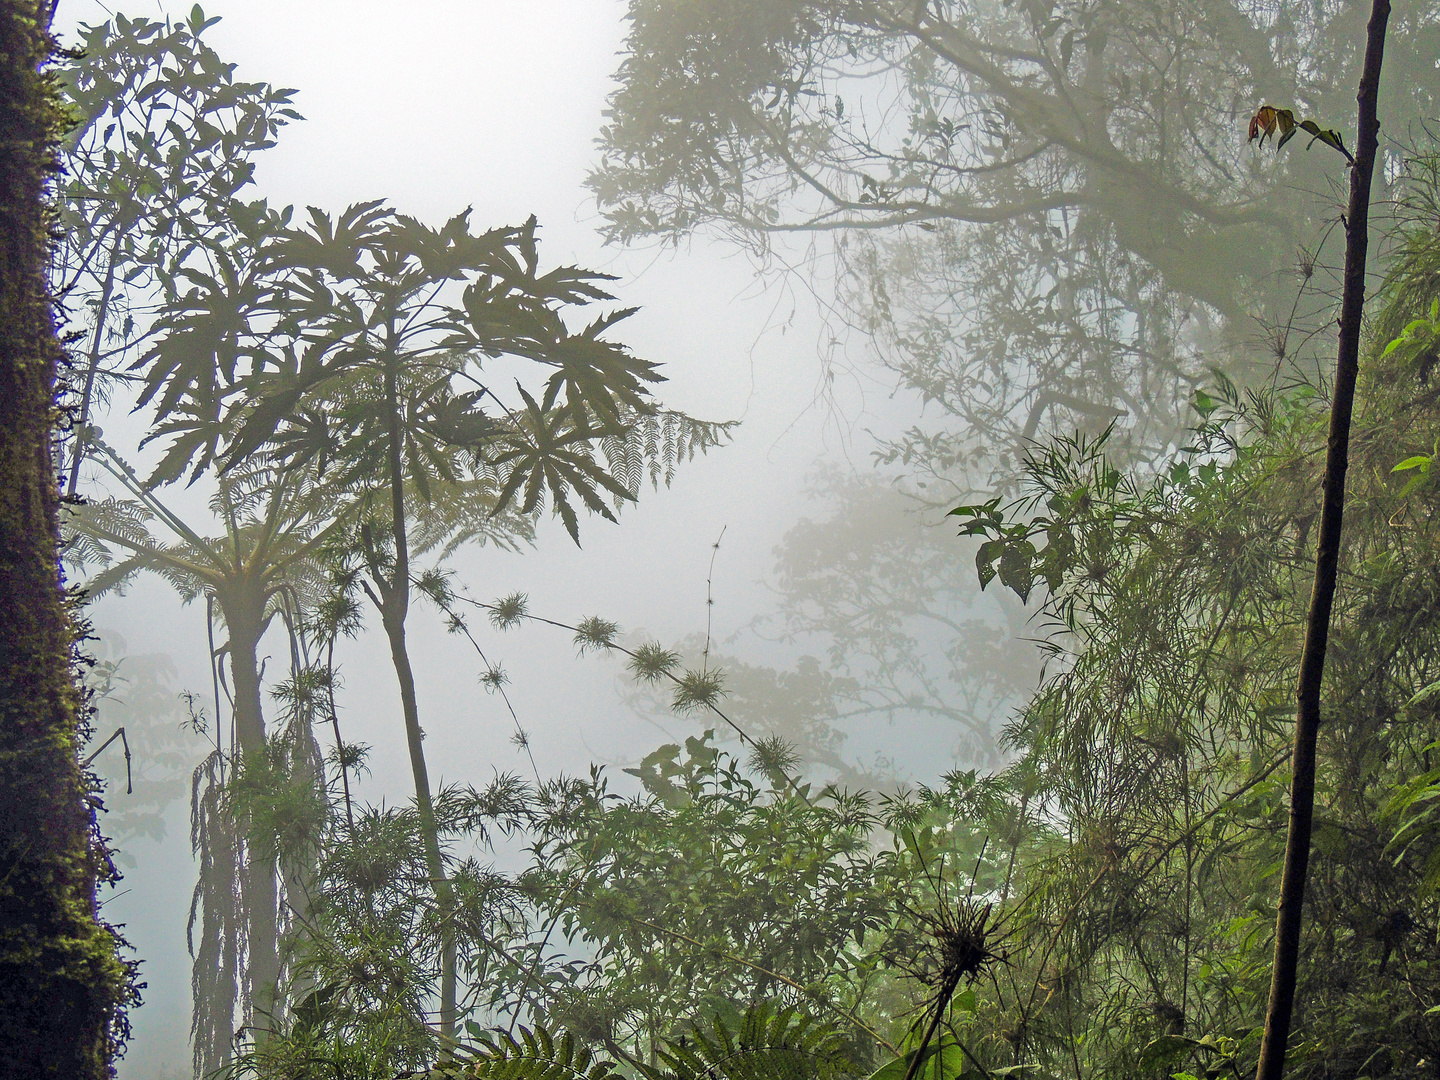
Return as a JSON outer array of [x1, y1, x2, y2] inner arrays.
[[223, 592, 280, 1036], [1253, 2, 1390, 1077], [0, 3, 130, 1075]]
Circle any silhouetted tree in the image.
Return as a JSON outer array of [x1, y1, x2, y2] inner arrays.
[[136, 200, 725, 1048]]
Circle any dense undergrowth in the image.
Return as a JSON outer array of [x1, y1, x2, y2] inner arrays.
[[210, 157, 1440, 1079]]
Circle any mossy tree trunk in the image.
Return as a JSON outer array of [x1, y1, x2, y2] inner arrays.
[[0, 2, 131, 1076]]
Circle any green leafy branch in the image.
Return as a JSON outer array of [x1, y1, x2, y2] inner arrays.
[[411, 578, 816, 805], [1248, 104, 1353, 163]]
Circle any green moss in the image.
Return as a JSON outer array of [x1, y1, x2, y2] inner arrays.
[[0, 2, 135, 1076]]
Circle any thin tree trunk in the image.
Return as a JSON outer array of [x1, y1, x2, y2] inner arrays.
[[1253, 4, 1389, 1076], [326, 638, 354, 829], [64, 239, 118, 496], [0, 3, 129, 1074], [380, 355, 459, 1049]]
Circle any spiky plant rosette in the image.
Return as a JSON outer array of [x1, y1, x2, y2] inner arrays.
[[893, 893, 1006, 1009], [885, 848, 1010, 1080], [888, 844, 1009, 1001]]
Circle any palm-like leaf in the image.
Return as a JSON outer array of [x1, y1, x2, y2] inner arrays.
[[486, 387, 638, 542], [133, 197, 719, 548]]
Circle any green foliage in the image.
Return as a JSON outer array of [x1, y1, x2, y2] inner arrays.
[[64, 9, 1440, 1080], [646, 1003, 857, 1080], [54, 10, 299, 486], [58, 11, 733, 1059], [133, 195, 725, 544], [410, 1005, 854, 1080], [864, 1035, 966, 1080], [1384, 738, 1440, 898], [923, 190, 1440, 1073], [428, 1026, 621, 1080], [1246, 105, 1351, 160], [499, 737, 1025, 1064], [949, 425, 1142, 610]]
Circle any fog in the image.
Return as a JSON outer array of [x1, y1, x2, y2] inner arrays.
[[43, 0, 1440, 1077], [60, 4, 992, 1074]]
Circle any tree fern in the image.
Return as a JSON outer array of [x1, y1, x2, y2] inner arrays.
[[420, 1025, 619, 1080], [647, 1004, 858, 1080], [600, 408, 734, 506]]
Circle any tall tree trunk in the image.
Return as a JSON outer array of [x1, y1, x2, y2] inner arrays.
[[380, 604, 458, 1047], [0, 3, 130, 1075], [379, 355, 458, 1049], [191, 582, 279, 1076], [225, 596, 280, 1036], [1253, 3, 1390, 1077]]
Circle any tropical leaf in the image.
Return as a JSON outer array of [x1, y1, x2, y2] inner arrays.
[[600, 409, 735, 506], [419, 1024, 620, 1080], [646, 1003, 858, 1080], [1248, 103, 1352, 161]]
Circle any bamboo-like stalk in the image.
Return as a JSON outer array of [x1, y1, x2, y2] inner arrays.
[[1253, 3, 1390, 1076], [372, 338, 458, 1051]]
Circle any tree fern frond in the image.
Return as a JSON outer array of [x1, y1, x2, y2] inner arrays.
[[64, 497, 161, 567], [421, 1024, 620, 1079], [655, 1003, 857, 1080], [600, 408, 734, 506], [79, 551, 161, 600], [407, 475, 536, 559]]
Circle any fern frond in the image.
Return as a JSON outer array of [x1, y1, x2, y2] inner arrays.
[[600, 408, 734, 506], [655, 1003, 857, 1080], [423, 1024, 619, 1079]]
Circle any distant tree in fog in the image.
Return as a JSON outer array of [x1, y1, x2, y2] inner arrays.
[[591, 0, 1440, 486]]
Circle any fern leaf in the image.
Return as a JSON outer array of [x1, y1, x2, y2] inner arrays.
[[424, 1023, 620, 1080], [654, 1002, 857, 1080]]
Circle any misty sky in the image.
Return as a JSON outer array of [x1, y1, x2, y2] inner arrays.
[[53, 3, 977, 1074]]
